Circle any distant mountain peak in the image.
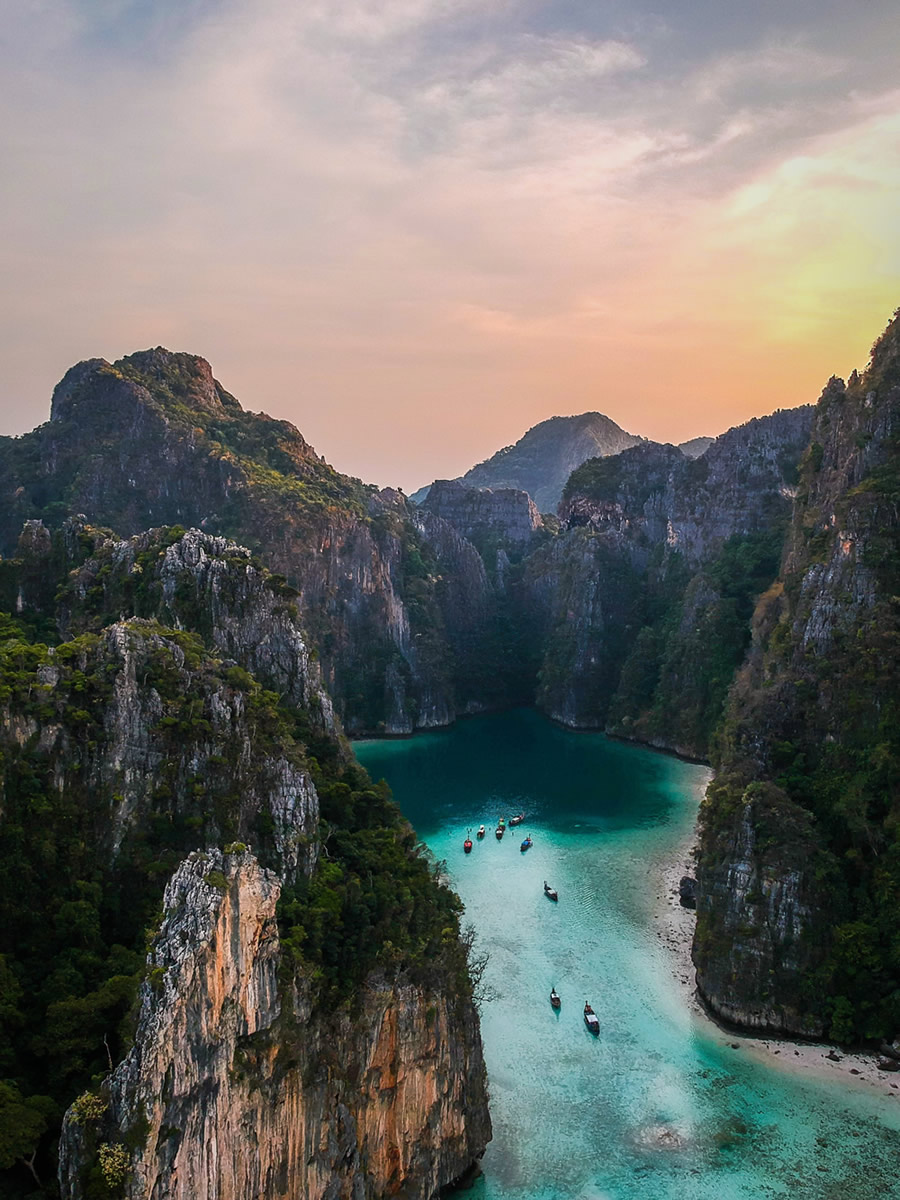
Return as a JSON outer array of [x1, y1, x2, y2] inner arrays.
[[50, 347, 241, 425], [413, 410, 643, 512]]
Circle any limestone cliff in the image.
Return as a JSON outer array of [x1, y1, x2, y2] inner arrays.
[[412, 411, 643, 512], [0, 525, 490, 1199], [693, 312, 900, 1039], [422, 479, 543, 549], [54, 522, 337, 735], [527, 408, 813, 749], [0, 349, 491, 735], [0, 617, 319, 880], [59, 850, 489, 1200]]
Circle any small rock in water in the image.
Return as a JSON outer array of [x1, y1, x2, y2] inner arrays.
[[850, 1068, 860, 1075], [678, 876, 697, 909], [794, 1050, 800, 1056], [730, 1043, 739, 1050], [827, 1051, 842, 1062], [633, 1124, 686, 1151]]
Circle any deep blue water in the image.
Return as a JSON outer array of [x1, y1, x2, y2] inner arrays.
[[355, 710, 900, 1200]]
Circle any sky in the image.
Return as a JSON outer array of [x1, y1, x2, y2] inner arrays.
[[1, 1, 898, 491]]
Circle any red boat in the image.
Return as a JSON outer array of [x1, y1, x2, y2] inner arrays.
[[464, 837, 473, 854]]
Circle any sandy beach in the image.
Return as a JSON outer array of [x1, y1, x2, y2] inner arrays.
[[653, 829, 900, 1102]]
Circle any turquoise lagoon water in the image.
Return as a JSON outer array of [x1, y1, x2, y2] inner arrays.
[[355, 709, 900, 1200]]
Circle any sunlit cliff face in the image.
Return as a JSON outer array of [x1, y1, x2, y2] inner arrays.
[[1, 0, 898, 489]]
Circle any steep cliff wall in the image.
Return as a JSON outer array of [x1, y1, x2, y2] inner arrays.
[[59, 851, 489, 1200], [44, 522, 336, 734], [0, 617, 320, 882], [0, 350, 491, 735], [694, 313, 900, 1040], [422, 479, 542, 548], [539, 409, 813, 751], [0, 529, 490, 1199], [519, 529, 643, 728]]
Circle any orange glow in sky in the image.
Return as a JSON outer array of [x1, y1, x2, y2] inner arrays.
[[1, 2, 898, 490]]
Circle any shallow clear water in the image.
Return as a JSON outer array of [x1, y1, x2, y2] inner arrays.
[[355, 710, 900, 1200]]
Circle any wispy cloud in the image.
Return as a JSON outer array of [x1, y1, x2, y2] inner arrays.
[[0, 0, 897, 487]]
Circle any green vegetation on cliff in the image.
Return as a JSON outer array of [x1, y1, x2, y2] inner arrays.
[[609, 529, 786, 755], [695, 311, 900, 1041], [0, 349, 481, 737], [0, 527, 471, 1197]]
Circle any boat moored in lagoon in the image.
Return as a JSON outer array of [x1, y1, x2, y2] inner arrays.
[[477, 825, 486, 839], [543, 880, 558, 901], [509, 812, 525, 826], [550, 988, 561, 1010], [584, 1003, 600, 1035], [464, 835, 473, 853], [495, 825, 505, 840], [520, 835, 533, 852]]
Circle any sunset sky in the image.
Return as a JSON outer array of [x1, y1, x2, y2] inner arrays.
[[1, 0, 898, 491]]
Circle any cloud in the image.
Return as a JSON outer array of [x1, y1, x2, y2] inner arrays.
[[0, 0, 897, 487]]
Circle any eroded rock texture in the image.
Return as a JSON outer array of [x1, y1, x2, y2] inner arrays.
[[528, 407, 814, 751], [0, 350, 492, 735], [59, 852, 489, 1200], [694, 315, 900, 1038]]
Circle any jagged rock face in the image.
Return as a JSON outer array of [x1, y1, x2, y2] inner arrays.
[[2, 525, 491, 1198], [59, 851, 490, 1200], [693, 783, 833, 1036], [560, 442, 683, 570], [0, 618, 319, 880], [58, 523, 337, 735], [560, 407, 813, 570], [423, 479, 542, 547], [412, 411, 643, 512], [533, 408, 813, 746], [664, 407, 813, 565], [694, 316, 900, 1038], [519, 530, 642, 727], [0, 351, 480, 735], [409, 509, 500, 718]]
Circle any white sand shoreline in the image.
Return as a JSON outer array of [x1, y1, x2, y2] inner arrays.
[[653, 826, 900, 1103]]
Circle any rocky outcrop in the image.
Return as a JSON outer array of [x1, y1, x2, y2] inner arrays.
[[693, 783, 832, 1035], [693, 312, 900, 1039], [530, 408, 813, 745], [412, 411, 643, 512], [0, 350, 483, 735], [560, 407, 813, 570], [1, 520, 491, 1199], [423, 479, 542, 548], [59, 851, 489, 1200], [0, 617, 320, 879], [56, 523, 337, 734]]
